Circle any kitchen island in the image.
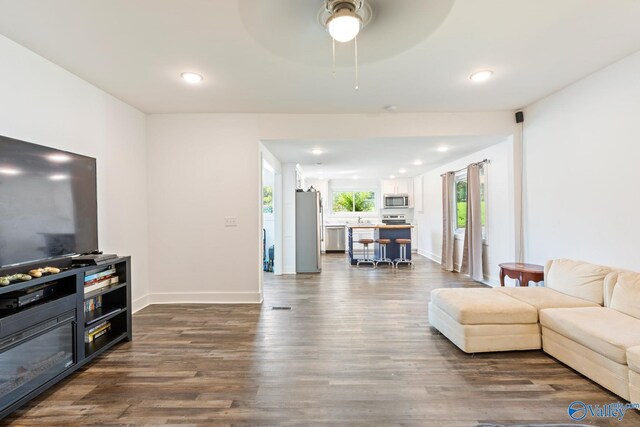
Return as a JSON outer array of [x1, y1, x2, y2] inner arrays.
[[347, 225, 414, 265]]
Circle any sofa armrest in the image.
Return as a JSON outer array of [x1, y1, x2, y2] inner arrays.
[[604, 272, 619, 307], [544, 260, 554, 285]]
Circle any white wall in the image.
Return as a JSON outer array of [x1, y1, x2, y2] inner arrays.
[[281, 163, 298, 274], [415, 139, 515, 286], [146, 112, 514, 302], [522, 50, 640, 272], [0, 35, 150, 310]]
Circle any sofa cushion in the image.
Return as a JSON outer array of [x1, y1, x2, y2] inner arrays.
[[429, 303, 541, 353], [610, 272, 640, 320], [628, 346, 640, 373], [540, 307, 640, 364], [497, 287, 599, 310], [545, 259, 610, 305], [430, 288, 537, 325]]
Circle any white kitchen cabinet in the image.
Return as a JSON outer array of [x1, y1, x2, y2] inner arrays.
[[395, 179, 413, 196], [381, 179, 414, 207], [381, 179, 413, 195], [381, 179, 397, 195]]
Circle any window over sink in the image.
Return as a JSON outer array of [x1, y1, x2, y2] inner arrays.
[[331, 191, 376, 213]]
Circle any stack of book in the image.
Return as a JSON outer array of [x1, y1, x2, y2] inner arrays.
[[84, 266, 119, 294], [84, 295, 102, 313], [84, 320, 111, 343]]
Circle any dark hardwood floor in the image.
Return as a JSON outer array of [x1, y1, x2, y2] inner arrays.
[[4, 254, 639, 426]]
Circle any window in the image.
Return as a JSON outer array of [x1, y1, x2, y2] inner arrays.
[[263, 186, 273, 214], [455, 174, 467, 230], [455, 167, 486, 235], [332, 191, 376, 213]]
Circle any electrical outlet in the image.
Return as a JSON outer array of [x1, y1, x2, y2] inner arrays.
[[224, 216, 238, 227]]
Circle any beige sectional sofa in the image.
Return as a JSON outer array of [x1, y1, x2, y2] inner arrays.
[[429, 259, 640, 402], [629, 346, 640, 403]]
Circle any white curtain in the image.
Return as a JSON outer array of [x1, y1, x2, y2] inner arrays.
[[441, 172, 455, 271], [461, 163, 484, 281]]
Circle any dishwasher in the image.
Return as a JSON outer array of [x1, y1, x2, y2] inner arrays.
[[324, 226, 346, 252]]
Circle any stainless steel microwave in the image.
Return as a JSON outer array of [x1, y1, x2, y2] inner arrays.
[[383, 194, 409, 209]]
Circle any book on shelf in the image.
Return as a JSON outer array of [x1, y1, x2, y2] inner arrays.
[[84, 295, 103, 312], [84, 266, 116, 283], [84, 275, 119, 294], [86, 320, 108, 335], [85, 321, 111, 343], [85, 271, 118, 286], [90, 327, 110, 342]]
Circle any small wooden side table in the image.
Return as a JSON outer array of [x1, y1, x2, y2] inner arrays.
[[499, 263, 544, 287]]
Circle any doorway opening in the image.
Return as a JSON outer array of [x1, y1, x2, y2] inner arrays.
[[262, 160, 276, 275]]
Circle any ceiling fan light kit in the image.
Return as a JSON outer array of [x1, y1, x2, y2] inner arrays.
[[323, 0, 368, 90], [326, 2, 363, 43]]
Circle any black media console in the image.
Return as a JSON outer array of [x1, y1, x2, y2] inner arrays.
[[0, 256, 132, 419]]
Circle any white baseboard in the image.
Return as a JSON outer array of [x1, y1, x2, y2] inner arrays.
[[131, 292, 263, 313], [132, 294, 151, 313], [148, 292, 263, 305], [418, 249, 499, 287], [482, 275, 500, 287], [418, 249, 442, 264]]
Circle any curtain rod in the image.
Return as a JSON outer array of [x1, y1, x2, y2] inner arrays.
[[440, 159, 490, 177]]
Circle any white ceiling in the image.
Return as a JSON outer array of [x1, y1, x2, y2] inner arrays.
[[263, 135, 509, 180], [1, 1, 640, 113]]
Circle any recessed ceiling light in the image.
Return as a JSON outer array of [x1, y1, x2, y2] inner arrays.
[[437, 146, 449, 152], [46, 154, 72, 163], [399, 168, 407, 174], [352, 175, 358, 180], [469, 70, 493, 82], [389, 175, 396, 179], [413, 160, 423, 166], [49, 174, 69, 181], [0, 167, 21, 176], [181, 72, 203, 84], [312, 148, 323, 155]]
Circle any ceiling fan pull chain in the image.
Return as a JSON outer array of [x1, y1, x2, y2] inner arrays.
[[354, 35, 359, 91], [332, 37, 336, 79]]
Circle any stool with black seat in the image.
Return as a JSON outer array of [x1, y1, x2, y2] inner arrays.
[[356, 239, 376, 268], [375, 239, 393, 268], [394, 238, 414, 269]]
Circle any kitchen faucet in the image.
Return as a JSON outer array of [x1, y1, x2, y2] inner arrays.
[[357, 216, 362, 224]]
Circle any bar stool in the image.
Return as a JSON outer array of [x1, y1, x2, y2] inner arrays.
[[375, 239, 393, 267], [357, 239, 376, 268], [394, 238, 414, 269]]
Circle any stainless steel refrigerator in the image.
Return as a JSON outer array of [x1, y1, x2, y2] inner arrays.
[[295, 190, 322, 273]]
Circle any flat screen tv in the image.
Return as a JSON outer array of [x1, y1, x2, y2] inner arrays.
[[0, 135, 98, 268]]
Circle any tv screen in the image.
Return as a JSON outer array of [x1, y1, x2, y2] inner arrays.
[[0, 135, 98, 268]]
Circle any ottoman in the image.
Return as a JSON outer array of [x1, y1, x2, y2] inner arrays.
[[429, 288, 540, 353]]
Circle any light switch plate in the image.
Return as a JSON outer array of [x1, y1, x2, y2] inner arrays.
[[224, 216, 238, 227]]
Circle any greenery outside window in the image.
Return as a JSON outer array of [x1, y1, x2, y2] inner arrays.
[[332, 191, 376, 213], [455, 168, 486, 237], [263, 186, 273, 214]]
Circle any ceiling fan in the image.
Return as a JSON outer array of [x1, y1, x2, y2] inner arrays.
[[321, 0, 372, 90], [238, 0, 455, 81]]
